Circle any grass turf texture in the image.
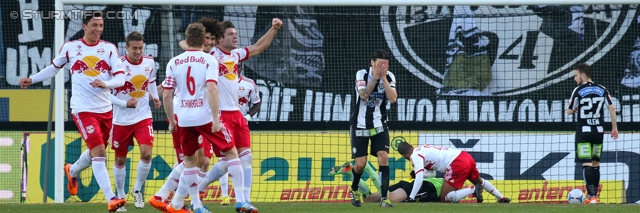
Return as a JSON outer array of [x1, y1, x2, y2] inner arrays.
[[2, 202, 639, 213]]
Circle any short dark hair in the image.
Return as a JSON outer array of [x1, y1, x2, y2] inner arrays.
[[185, 23, 205, 47], [197, 17, 220, 38], [219, 20, 236, 39], [575, 63, 593, 79], [82, 10, 103, 25], [371, 49, 390, 61], [125, 31, 144, 46], [397, 142, 413, 155]]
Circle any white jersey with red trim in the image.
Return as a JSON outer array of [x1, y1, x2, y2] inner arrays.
[[409, 144, 462, 174], [111, 55, 157, 125], [211, 46, 250, 111], [52, 38, 124, 114], [238, 76, 261, 116], [162, 50, 219, 127]]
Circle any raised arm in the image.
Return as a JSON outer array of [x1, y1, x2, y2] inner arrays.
[[246, 18, 283, 58]]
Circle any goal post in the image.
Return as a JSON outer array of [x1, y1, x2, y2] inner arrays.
[[47, 0, 640, 205]]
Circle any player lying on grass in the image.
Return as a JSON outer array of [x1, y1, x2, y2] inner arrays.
[[331, 162, 479, 203], [397, 142, 511, 203]]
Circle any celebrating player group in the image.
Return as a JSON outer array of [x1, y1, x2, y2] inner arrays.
[[17, 6, 618, 213], [19, 10, 277, 213]]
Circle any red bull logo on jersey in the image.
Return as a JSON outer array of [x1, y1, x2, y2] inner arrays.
[[219, 60, 238, 80], [174, 56, 206, 66], [239, 96, 249, 106], [113, 74, 148, 98], [71, 56, 111, 77]]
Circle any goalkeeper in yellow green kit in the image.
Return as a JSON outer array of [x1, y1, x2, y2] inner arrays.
[[330, 162, 478, 203]]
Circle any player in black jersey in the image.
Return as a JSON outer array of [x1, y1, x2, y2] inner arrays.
[[348, 50, 398, 208], [566, 63, 619, 204]]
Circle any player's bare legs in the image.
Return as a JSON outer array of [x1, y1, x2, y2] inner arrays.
[[195, 145, 254, 211], [67, 141, 125, 211], [469, 177, 509, 203], [219, 148, 254, 212], [149, 118, 183, 212], [197, 154, 210, 199], [134, 145, 152, 208], [113, 141, 152, 210], [167, 147, 204, 213]]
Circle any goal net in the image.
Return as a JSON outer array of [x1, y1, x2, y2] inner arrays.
[[1, 0, 640, 204]]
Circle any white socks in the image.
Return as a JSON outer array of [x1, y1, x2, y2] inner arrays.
[[239, 149, 253, 203], [70, 149, 92, 177], [445, 186, 474, 203], [227, 159, 245, 203], [113, 163, 126, 198], [155, 162, 184, 201], [480, 179, 504, 199], [133, 159, 151, 192], [92, 157, 116, 200]]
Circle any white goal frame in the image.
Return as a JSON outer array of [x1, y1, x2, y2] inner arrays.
[[53, 0, 639, 203]]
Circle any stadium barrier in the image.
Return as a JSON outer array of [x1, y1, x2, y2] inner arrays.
[[21, 131, 637, 204]]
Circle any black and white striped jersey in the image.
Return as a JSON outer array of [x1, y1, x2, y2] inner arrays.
[[566, 82, 613, 133], [349, 67, 396, 129]]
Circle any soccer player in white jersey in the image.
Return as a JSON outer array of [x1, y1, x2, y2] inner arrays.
[[18, 11, 127, 212], [193, 18, 282, 212], [217, 63, 261, 205], [160, 23, 248, 213], [149, 18, 219, 210], [108, 31, 161, 211], [397, 142, 511, 203]]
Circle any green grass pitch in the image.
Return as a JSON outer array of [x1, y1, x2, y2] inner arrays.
[[2, 202, 639, 213]]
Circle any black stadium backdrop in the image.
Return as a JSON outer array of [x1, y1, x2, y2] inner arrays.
[[2, 3, 640, 131], [2, 1, 640, 204]]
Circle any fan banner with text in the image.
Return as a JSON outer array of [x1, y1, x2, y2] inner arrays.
[[1, 3, 639, 127]]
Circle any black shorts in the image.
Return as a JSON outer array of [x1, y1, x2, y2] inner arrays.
[[390, 180, 439, 202], [575, 132, 604, 163], [350, 125, 390, 158]]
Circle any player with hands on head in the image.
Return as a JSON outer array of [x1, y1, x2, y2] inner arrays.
[[397, 142, 511, 203], [348, 50, 398, 208], [566, 63, 618, 204], [19, 11, 126, 212]]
